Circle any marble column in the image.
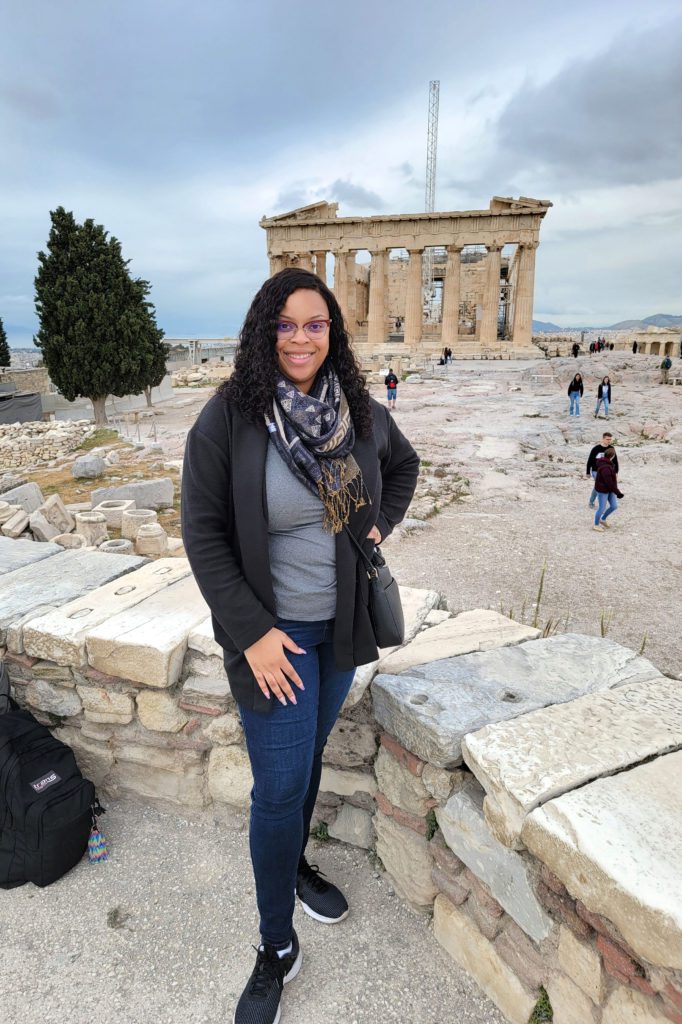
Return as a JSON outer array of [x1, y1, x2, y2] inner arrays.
[[314, 251, 327, 284], [441, 245, 463, 350], [334, 252, 348, 312], [344, 252, 357, 326], [511, 242, 539, 349], [298, 252, 314, 272], [269, 254, 285, 276], [403, 248, 424, 349], [367, 249, 387, 348], [479, 244, 503, 346]]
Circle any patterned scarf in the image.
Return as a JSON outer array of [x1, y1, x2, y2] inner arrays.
[[264, 363, 366, 533]]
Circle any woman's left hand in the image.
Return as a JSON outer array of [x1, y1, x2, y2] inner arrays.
[[367, 525, 382, 545]]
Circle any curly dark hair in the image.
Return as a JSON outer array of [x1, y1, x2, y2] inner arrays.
[[218, 267, 373, 438]]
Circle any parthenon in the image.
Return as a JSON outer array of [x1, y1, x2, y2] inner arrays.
[[260, 196, 552, 360]]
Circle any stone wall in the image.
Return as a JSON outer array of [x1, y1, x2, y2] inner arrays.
[[1, 540, 680, 1024], [0, 419, 94, 469], [0, 367, 51, 394]]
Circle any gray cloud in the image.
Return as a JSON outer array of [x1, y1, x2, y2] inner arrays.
[[327, 179, 384, 209]]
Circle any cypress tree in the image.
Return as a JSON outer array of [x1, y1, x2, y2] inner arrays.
[[134, 279, 169, 407], [34, 207, 165, 424], [0, 317, 10, 367]]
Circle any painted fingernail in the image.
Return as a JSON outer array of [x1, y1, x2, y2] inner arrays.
[[298, 648, 307, 654]]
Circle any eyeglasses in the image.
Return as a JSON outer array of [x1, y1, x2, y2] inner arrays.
[[275, 318, 331, 341]]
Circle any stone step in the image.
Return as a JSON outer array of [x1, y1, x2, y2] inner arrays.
[[85, 574, 210, 688], [462, 676, 682, 848], [0, 536, 63, 575], [22, 558, 192, 666]]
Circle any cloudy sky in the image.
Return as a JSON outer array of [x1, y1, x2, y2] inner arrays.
[[1, 0, 681, 345]]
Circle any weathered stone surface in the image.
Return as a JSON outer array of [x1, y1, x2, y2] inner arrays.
[[463, 677, 682, 848], [39, 494, 75, 535], [54, 726, 114, 786], [433, 895, 537, 1024], [121, 509, 158, 540], [136, 690, 189, 733], [25, 679, 82, 717], [76, 686, 134, 724], [204, 711, 242, 746], [183, 649, 227, 680], [372, 635, 661, 768], [31, 661, 74, 682], [53, 533, 86, 549], [98, 539, 134, 554], [187, 617, 222, 658], [92, 478, 174, 511], [422, 763, 460, 803], [22, 558, 190, 666], [547, 972, 598, 1024], [28, 509, 60, 542], [0, 482, 44, 513], [1, 509, 29, 538], [74, 511, 108, 546], [0, 549, 145, 644], [72, 454, 106, 479], [374, 745, 432, 816], [91, 499, 136, 528], [328, 803, 374, 849], [374, 810, 437, 909], [522, 751, 682, 969], [85, 574, 209, 687], [181, 675, 232, 704], [208, 746, 252, 808], [399, 585, 443, 642], [602, 987, 670, 1023], [135, 522, 168, 556], [320, 766, 377, 798], [380, 609, 540, 674], [110, 744, 206, 807], [558, 925, 605, 1004], [0, 536, 62, 575], [322, 719, 377, 768], [436, 776, 552, 942], [341, 659, 380, 710]]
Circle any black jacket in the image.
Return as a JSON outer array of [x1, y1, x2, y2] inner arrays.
[[385, 373, 399, 389], [567, 379, 583, 396], [181, 394, 419, 713], [597, 382, 611, 401], [587, 444, 619, 475]]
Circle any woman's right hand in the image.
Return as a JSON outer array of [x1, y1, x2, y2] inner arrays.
[[244, 628, 306, 705]]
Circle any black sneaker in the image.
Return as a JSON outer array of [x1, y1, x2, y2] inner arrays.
[[296, 859, 349, 924], [233, 930, 302, 1024]]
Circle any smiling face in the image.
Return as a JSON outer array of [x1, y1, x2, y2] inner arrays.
[[275, 288, 330, 394]]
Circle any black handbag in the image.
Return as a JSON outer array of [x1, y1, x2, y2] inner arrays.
[[344, 528, 405, 648]]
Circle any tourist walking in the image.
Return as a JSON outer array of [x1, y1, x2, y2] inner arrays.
[[567, 373, 584, 416], [661, 355, 672, 383], [571, 341, 579, 358], [592, 446, 624, 532], [181, 267, 419, 1024], [632, 341, 638, 354], [586, 431, 618, 508], [594, 376, 611, 418], [385, 367, 399, 410]]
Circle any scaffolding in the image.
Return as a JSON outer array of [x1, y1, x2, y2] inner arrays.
[[422, 81, 444, 323]]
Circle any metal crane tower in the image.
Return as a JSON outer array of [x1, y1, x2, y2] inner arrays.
[[423, 80, 441, 320]]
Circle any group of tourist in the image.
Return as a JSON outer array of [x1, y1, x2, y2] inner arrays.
[[440, 347, 453, 364], [567, 374, 612, 418], [589, 337, 614, 354], [586, 430, 623, 533]]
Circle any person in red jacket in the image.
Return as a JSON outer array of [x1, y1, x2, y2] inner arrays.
[[593, 446, 624, 532]]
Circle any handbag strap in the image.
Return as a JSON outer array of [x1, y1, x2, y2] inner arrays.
[[343, 526, 379, 579]]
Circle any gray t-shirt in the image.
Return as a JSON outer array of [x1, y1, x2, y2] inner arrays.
[[265, 441, 337, 622]]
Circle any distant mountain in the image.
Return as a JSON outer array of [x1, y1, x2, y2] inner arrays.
[[607, 314, 682, 330], [532, 319, 564, 332]]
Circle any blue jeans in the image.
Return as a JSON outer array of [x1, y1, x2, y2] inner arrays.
[[595, 397, 609, 417], [238, 618, 355, 948], [589, 469, 598, 506], [387, 388, 397, 402], [569, 392, 581, 415], [595, 492, 618, 525]]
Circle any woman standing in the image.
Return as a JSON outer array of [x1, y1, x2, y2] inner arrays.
[[592, 446, 624, 532], [567, 373, 584, 416], [595, 376, 611, 418], [181, 267, 419, 1024]]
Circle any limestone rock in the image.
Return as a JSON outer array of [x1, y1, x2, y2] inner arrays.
[[136, 690, 189, 733], [372, 634, 662, 768], [121, 508, 158, 540], [98, 539, 134, 554], [25, 679, 82, 718], [375, 745, 432, 816], [187, 617, 223, 658], [54, 726, 114, 787], [1, 508, 29, 538], [135, 522, 168, 556], [379, 609, 540, 675], [328, 803, 374, 849], [204, 711, 243, 746], [53, 533, 86, 549], [28, 509, 60, 542], [463, 676, 682, 848], [91, 499, 136, 528], [0, 536, 61, 575], [91, 478, 175, 511], [110, 744, 206, 808], [522, 750, 682, 968], [39, 494, 75, 534], [602, 987, 670, 1023], [76, 686, 134, 725], [74, 511, 108, 546], [374, 810, 437, 909], [421, 763, 459, 803], [433, 895, 536, 1024], [546, 972, 598, 1024], [399, 585, 442, 642], [208, 746, 253, 808], [436, 776, 552, 943], [322, 719, 377, 768], [0, 482, 44, 513], [72, 454, 106, 479], [320, 766, 377, 799], [181, 675, 232, 707], [558, 925, 605, 1004], [341, 659, 380, 711]]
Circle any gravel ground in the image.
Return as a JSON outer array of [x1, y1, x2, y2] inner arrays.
[[0, 799, 506, 1024]]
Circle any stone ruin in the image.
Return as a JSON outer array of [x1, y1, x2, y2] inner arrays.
[[1, 537, 680, 1024]]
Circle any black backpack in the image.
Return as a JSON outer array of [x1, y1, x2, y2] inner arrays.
[[0, 660, 102, 888]]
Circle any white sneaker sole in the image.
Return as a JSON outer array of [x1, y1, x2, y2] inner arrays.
[[298, 898, 349, 924]]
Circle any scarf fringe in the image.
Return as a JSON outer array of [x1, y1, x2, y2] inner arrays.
[[317, 462, 367, 534]]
